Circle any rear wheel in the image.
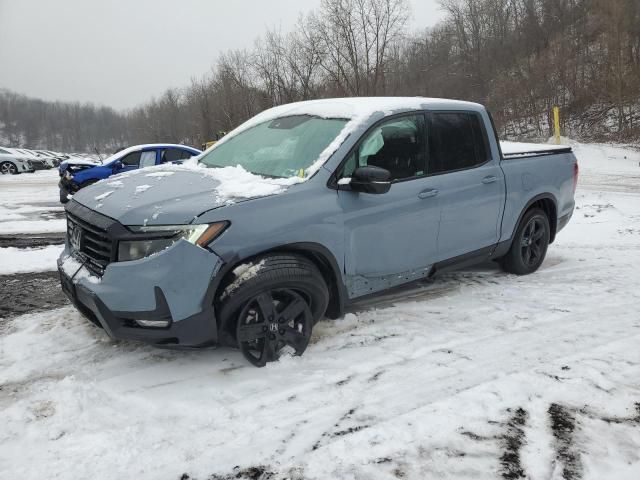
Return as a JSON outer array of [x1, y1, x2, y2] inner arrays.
[[218, 254, 329, 367], [0, 161, 18, 175], [501, 208, 550, 275]]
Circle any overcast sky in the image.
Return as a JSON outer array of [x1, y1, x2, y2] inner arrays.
[[0, 0, 444, 111]]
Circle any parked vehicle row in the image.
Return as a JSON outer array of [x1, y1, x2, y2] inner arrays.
[[57, 97, 578, 367], [0, 146, 69, 174]]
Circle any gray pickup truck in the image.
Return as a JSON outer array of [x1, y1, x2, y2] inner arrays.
[[58, 97, 578, 366]]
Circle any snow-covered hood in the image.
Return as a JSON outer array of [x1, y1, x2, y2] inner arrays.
[[70, 164, 301, 226], [61, 158, 101, 167]]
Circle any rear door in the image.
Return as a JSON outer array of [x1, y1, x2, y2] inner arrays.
[[336, 113, 441, 298], [427, 111, 504, 261]]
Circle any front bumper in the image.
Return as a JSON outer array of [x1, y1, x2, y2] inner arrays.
[[59, 177, 78, 202], [58, 240, 224, 347]]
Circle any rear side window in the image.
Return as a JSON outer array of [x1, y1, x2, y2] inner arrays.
[[161, 148, 192, 163], [121, 151, 141, 166], [0, 148, 9, 154], [428, 112, 488, 174]]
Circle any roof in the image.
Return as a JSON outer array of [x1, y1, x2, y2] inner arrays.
[[249, 97, 484, 123]]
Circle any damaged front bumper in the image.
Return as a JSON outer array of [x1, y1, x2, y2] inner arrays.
[[58, 239, 224, 347]]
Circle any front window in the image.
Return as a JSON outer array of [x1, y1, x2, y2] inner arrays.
[[339, 114, 426, 181], [198, 115, 348, 178]]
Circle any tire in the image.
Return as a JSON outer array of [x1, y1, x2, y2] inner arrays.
[[0, 161, 18, 175], [501, 208, 550, 275], [59, 189, 70, 204], [218, 254, 329, 367]]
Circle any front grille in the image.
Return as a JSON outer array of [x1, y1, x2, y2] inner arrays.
[[67, 211, 114, 276]]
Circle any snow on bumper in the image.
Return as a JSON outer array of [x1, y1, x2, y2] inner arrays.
[[57, 239, 223, 346]]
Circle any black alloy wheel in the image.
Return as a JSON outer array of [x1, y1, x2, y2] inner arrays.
[[236, 288, 313, 367], [520, 217, 546, 268], [500, 208, 550, 275]]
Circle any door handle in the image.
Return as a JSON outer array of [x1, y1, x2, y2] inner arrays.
[[418, 189, 439, 199], [482, 175, 498, 184]]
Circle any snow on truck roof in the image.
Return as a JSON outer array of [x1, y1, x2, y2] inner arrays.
[[243, 97, 484, 125]]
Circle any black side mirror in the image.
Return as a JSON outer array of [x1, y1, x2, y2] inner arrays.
[[348, 166, 392, 194], [112, 160, 123, 171]]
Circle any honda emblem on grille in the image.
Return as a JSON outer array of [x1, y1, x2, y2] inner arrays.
[[70, 224, 82, 252]]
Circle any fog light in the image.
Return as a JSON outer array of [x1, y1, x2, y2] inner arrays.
[[135, 319, 170, 328]]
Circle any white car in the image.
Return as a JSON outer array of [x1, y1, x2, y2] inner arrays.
[[0, 147, 35, 174], [12, 148, 49, 170]]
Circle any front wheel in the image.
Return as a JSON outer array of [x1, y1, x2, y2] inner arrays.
[[500, 208, 550, 275], [0, 161, 18, 175], [218, 254, 329, 367]]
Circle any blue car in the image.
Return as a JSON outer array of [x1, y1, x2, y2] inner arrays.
[[58, 143, 201, 203]]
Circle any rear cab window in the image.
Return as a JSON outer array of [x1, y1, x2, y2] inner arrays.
[[428, 112, 490, 174]]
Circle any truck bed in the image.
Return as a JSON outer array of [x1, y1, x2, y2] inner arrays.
[[500, 141, 572, 159]]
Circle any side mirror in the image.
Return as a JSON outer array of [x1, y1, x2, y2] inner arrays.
[[112, 160, 123, 171], [347, 166, 392, 194]]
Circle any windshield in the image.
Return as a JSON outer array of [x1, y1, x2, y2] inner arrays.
[[198, 115, 348, 178]]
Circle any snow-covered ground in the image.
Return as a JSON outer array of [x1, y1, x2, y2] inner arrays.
[[1, 144, 639, 479], [0, 170, 65, 234]]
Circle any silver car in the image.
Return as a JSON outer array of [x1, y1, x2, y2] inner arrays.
[[0, 147, 35, 174]]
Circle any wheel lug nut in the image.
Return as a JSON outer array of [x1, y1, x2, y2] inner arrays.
[[279, 329, 285, 335], [262, 326, 268, 332]]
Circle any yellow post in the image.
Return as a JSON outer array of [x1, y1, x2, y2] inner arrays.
[[553, 106, 561, 144]]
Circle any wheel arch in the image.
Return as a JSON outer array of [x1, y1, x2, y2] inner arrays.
[[212, 242, 346, 336], [513, 193, 558, 244]]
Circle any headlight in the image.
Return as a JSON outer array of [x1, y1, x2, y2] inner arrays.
[[117, 222, 229, 262]]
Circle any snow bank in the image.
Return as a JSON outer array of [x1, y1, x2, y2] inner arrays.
[[0, 245, 63, 275], [0, 169, 65, 233]]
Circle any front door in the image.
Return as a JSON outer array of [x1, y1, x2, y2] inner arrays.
[[335, 113, 441, 298]]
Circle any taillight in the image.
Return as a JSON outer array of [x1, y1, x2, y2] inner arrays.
[[573, 161, 579, 193]]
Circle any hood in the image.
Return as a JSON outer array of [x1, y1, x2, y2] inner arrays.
[[61, 158, 101, 167], [71, 164, 298, 226]]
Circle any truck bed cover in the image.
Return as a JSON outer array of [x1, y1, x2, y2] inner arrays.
[[500, 141, 572, 159]]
